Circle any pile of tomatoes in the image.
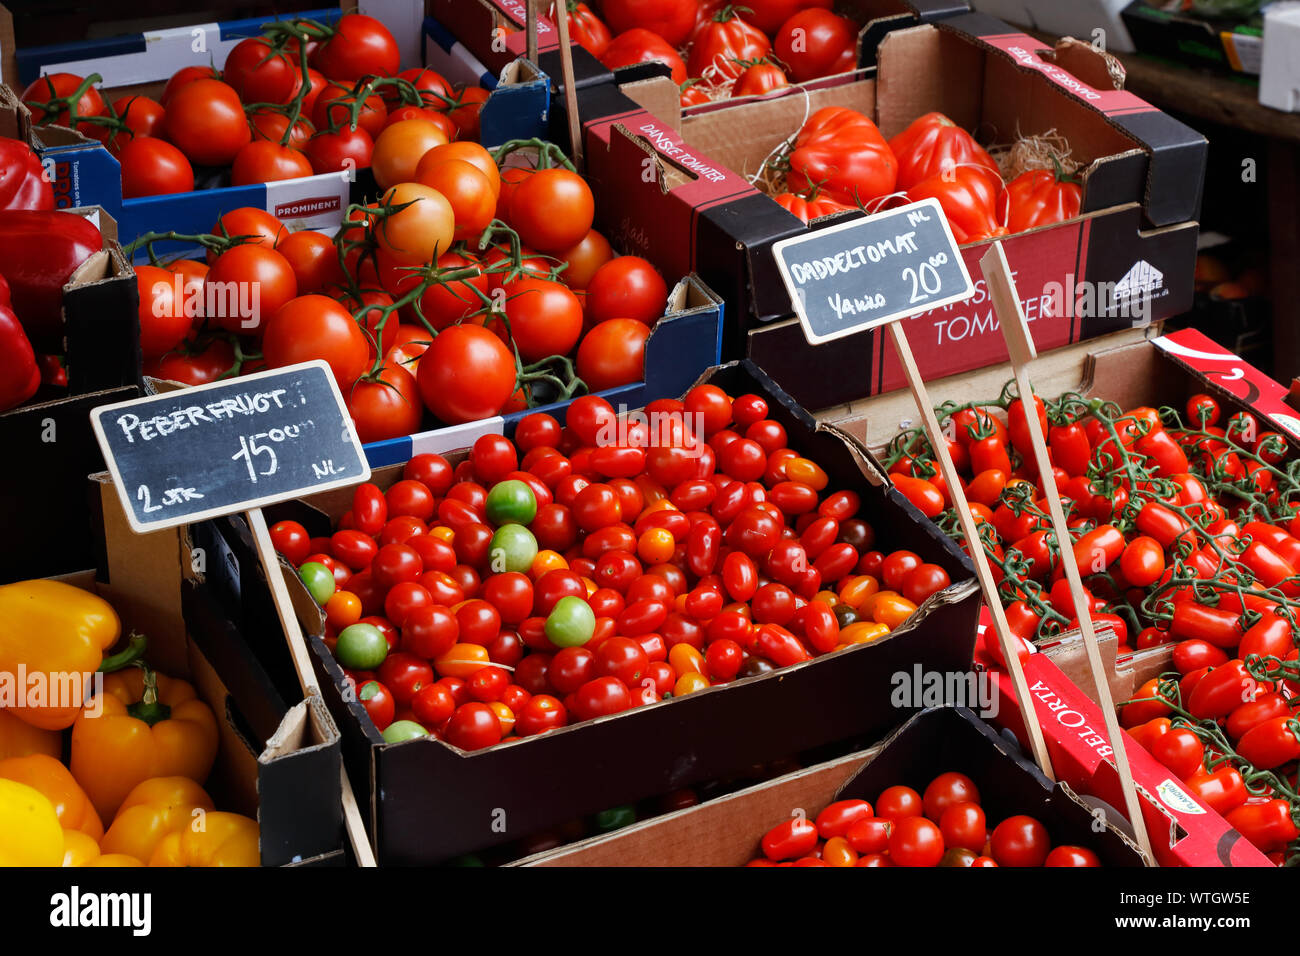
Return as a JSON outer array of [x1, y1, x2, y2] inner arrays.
[[550, 1, 860, 106], [274, 384, 954, 751], [1123, 671, 1299, 862], [20, 14, 489, 198], [134, 132, 675, 442], [885, 384, 1300, 864], [770, 107, 1082, 231], [749, 770, 1102, 866]]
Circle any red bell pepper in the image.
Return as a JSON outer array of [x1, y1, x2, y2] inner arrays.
[[0, 139, 53, 211], [0, 210, 102, 342], [0, 302, 40, 411]]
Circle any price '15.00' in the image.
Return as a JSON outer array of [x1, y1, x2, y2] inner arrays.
[[232, 425, 303, 482]]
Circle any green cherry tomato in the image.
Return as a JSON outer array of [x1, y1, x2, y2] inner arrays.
[[486, 479, 538, 526], [336, 622, 389, 670], [490, 523, 539, 574], [545, 595, 596, 648], [299, 561, 336, 605], [594, 805, 637, 832], [380, 719, 429, 743]]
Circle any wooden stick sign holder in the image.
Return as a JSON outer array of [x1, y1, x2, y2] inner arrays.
[[770, 200, 1056, 780], [525, 0, 584, 168], [980, 242, 1156, 866], [89, 362, 379, 867], [882, 321, 1056, 779], [246, 509, 378, 868]]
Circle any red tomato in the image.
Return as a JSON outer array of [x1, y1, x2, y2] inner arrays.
[[1044, 845, 1100, 867], [875, 785, 922, 820], [907, 164, 1008, 245], [1000, 167, 1083, 233], [231, 141, 314, 186], [133, 265, 191, 360], [773, 9, 858, 82], [551, 1, 613, 56], [509, 169, 595, 254], [760, 817, 819, 861], [312, 13, 400, 81], [416, 325, 516, 425], [356, 679, 395, 731], [444, 701, 502, 751], [570, 676, 631, 721], [599, 28, 688, 85], [734, 60, 792, 98], [602, 0, 698, 46], [224, 37, 298, 102], [585, 256, 669, 326], [21, 73, 108, 139], [889, 816, 945, 867], [990, 815, 1051, 867], [162, 79, 251, 167], [922, 772, 980, 822], [889, 112, 1000, 192], [788, 106, 897, 207], [688, 8, 770, 82], [262, 295, 369, 390], [577, 319, 650, 392], [118, 137, 193, 198]]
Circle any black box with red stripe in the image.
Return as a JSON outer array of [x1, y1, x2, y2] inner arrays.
[[425, 0, 971, 83], [578, 12, 1207, 411]]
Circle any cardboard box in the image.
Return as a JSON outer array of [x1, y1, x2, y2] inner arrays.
[[421, 20, 552, 148], [986, 641, 1273, 867], [966, 0, 1137, 51], [360, 274, 725, 466], [1259, 2, 1300, 112], [424, 0, 970, 86], [48, 472, 346, 866], [9, 7, 354, 255], [823, 325, 1297, 866], [211, 359, 982, 864], [1122, 1, 1266, 75], [590, 14, 1205, 399], [826, 325, 1300, 462], [0, 205, 141, 584], [520, 706, 1147, 865]]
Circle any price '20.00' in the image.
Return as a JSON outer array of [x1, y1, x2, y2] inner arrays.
[[903, 252, 949, 304]]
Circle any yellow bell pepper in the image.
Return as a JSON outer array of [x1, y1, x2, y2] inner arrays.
[[100, 776, 215, 863], [0, 708, 61, 761], [0, 753, 103, 840], [71, 664, 218, 821], [0, 778, 64, 866], [84, 853, 144, 867], [61, 829, 101, 866], [149, 811, 260, 867], [0, 580, 122, 730]]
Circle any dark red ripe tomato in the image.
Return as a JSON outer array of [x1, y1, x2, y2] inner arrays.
[[443, 701, 502, 750]]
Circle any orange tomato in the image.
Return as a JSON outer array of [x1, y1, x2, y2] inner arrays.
[[416, 141, 501, 198], [414, 158, 497, 239], [375, 182, 455, 265], [434, 643, 490, 678], [369, 118, 448, 189], [872, 593, 918, 629]]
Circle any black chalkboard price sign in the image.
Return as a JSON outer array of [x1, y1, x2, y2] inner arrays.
[[91, 361, 371, 533], [772, 197, 975, 344]]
